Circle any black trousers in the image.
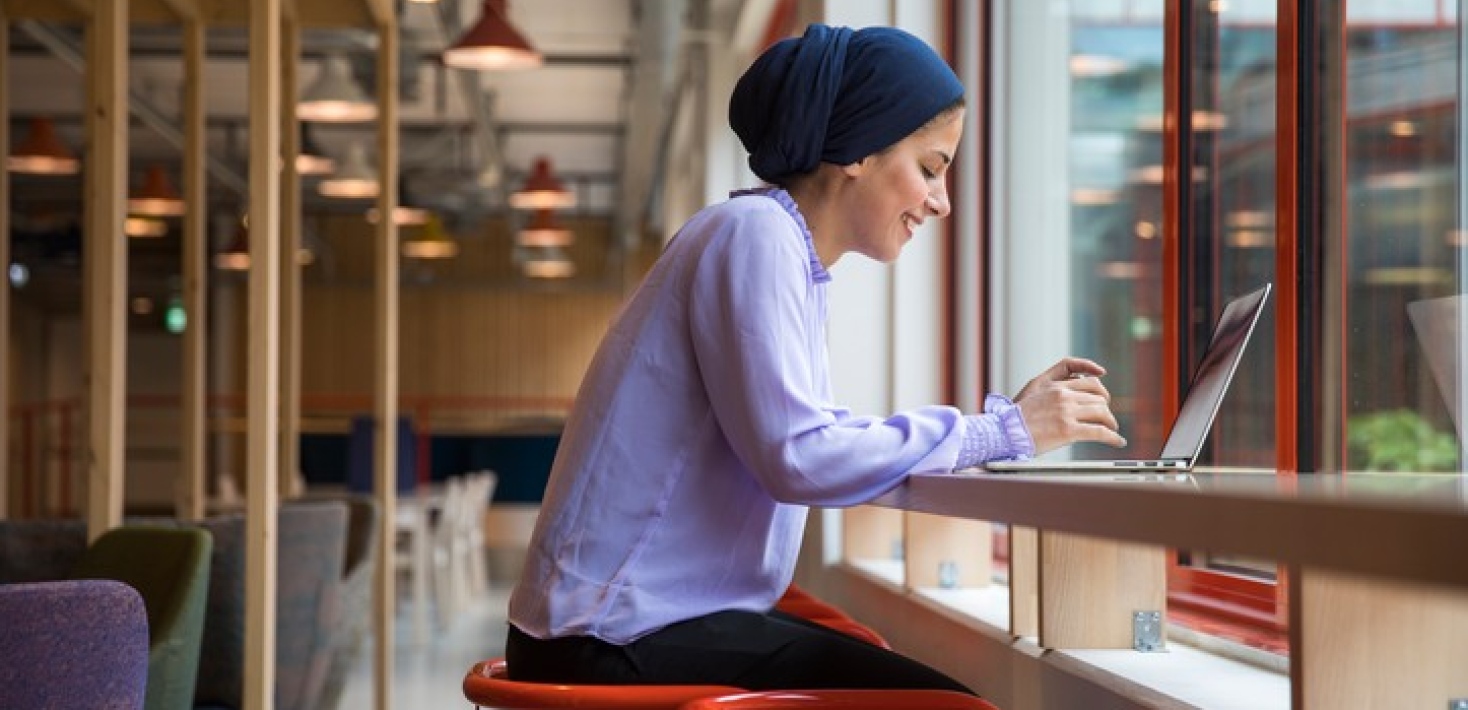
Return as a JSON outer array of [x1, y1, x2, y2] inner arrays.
[[505, 609, 974, 694]]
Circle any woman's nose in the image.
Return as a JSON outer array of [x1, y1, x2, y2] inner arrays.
[[926, 186, 951, 218]]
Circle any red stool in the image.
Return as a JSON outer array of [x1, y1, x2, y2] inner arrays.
[[463, 658, 744, 709], [679, 689, 1002, 709], [776, 585, 890, 649]]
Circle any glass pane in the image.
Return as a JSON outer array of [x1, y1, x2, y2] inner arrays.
[[1065, 2, 1168, 462], [1180, 0, 1280, 579], [1343, 3, 1463, 473]]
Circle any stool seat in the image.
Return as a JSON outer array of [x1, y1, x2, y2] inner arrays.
[[679, 689, 1002, 709], [463, 658, 744, 709]]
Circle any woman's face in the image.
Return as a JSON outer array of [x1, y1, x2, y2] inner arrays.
[[841, 108, 965, 263]]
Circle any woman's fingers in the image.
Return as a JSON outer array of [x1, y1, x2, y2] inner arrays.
[[1017, 384, 1126, 453]]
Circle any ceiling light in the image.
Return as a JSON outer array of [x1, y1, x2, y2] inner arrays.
[[443, 0, 543, 71], [402, 214, 459, 259], [129, 164, 186, 217], [318, 143, 379, 198], [517, 209, 574, 247], [367, 176, 430, 225], [509, 157, 575, 209], [7, 117, 80, 175], [215, 221, 251, 271], [522, 245, 574, 278], [295, 123, 336, 175], [215, 217, 314, 270], [299, 54, 377, 123], [125, 217, 169, 238]]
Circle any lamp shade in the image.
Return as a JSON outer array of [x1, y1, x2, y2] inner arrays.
[[124, 217, 168, 238], [214, 221, 251, 271], [443, 0, 543, 71], [522, 245, 574, 278], [367, 176, 430, 225], [509, 157, 575, 209], [7, 117, 80, 175], [129, 164, 186, 216], [299, 54, 377, 122], [517, 209, 573, 247], [295, 123, 336, 175], [318, 143, 379, 198], [402, 214, 459, 259]]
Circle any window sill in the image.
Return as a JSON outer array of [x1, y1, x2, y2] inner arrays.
[[840, 558, 1289, 710]]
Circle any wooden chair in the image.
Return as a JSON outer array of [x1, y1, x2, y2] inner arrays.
[[463, 658, 743, 709]]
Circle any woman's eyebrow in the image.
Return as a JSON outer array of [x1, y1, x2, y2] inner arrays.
[[934, 151, 952, 165]]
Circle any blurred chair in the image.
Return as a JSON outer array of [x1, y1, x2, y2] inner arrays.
[[189, 500, 348, 710], [347, 415, 417, 495], [678, 690, 1001, 709], [69, 526, 213, 710], [0, 517, 89, 583], [314, 494, 380, 710], [0, 578, 151, 709], [431, 476, 470, 624], [463, 658, 743, 710], [461, 470, 498, 596]]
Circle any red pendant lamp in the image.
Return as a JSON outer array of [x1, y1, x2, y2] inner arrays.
[[443, 0, 543, 71]]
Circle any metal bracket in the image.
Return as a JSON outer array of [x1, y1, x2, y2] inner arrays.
[[1449, 699, 1468, 710], [1132, 610, 1164, 652]]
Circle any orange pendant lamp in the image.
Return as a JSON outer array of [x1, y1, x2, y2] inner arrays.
[[509, 157, 575, 210], [443, 0, 543, 71], [7, 117, 80, 175], [129, 164, 186, 217]]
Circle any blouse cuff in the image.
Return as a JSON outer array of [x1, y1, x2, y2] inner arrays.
[[953, 394, 1036, 469]]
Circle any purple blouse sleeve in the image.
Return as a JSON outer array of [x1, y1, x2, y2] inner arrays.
[[954, 394, 1035, 470]]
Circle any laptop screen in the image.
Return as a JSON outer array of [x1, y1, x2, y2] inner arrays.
[[1159, 284, 1272, 461]]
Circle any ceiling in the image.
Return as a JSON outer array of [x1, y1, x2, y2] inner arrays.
[[4, 0, 743, 309]]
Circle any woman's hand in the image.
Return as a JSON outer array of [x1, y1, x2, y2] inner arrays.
[[1014, 357, 1126, 454]]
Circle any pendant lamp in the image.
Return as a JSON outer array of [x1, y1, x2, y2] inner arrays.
[[508, 157, 575, 209], [318, 143, 379, 198], [402, 214, 459, 259], [214, 221, 251, 271], [124, 217, 169, 238], [366, 176, 430, 225], [7, 117, 80, 175], [299, 54, 377, 122], [517, 209, 573, 247], [129, 164, 186, 217], [443, 0, 543, 71], [295, 123, 336, 175], [522, 245, 574, 278]]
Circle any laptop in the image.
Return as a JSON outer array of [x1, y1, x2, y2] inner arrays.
[[1406, 294, 1465, 437], [984, 283, 1272, 473]]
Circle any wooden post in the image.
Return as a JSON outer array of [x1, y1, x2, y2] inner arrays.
[[904, 512, 990, 590], [244, 0, 283, 707], [373, 17, 401, 710], [1009, 525, 1038, 637], [280, 17, 303, 500], [178, 16, 208, 522], [1037, 532, 1166, 649], [84, 0, 128, 541], [0, 2, 10, 521], [1293, 566, 1468, 709]]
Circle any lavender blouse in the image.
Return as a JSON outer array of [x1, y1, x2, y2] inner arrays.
[[508, 188, 1031, 644]]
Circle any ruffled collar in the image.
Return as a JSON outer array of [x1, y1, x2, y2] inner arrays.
[[730, 187, 831, 284]]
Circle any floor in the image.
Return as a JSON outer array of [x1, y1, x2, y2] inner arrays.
[[338, 583, 511, 709]]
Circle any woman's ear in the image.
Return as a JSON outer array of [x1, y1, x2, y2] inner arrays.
[[840, 157, 868, 178]]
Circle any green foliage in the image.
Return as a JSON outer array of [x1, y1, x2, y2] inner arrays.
[[1346, 409, 1460, 472]]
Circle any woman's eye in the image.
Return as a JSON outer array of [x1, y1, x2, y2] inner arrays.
[[920, 165, 938, 179]]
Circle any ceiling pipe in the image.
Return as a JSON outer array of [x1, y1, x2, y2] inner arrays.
[[17, 20, 248, 196]]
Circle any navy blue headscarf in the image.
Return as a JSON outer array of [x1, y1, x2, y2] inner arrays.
[[729, 24, 964, 184]]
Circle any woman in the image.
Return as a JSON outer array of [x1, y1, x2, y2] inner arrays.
[[506, 23, 1125, 693]]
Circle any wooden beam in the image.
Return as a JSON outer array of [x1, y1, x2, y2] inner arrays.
[[177, 16, 207, 521], [372, 17, 400, 710], [155, 0, 199, 22], [84, 0, 128, 541], [280, 17, 302, 499], [362, 0, 390, 29], [244, 1, 282, 709], [0, 2, 10, 521]]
